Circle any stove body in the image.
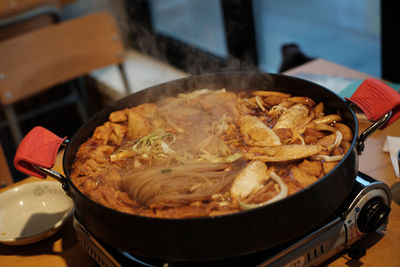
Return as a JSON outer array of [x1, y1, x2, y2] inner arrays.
[[73, 172, 391, 267]]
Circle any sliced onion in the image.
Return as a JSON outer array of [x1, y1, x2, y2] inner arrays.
[[287, 130, 305, 145], [238, 171, 288, 210], [222, 153, 242, 163], [255, 96, 266, 111], [315, 124, 343, 151], [332, 130, 343, 149], [315, 123, 336, 132], [165, 117, 185, 133], [312, 114, 342, 124], [161, 141, 175, 154], [267, 105, 287, 117], [310, 154, 344, 162], [295, 110, 315, 130]]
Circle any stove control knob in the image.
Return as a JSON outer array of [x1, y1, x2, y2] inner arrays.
[[357, 197, 391, 233]]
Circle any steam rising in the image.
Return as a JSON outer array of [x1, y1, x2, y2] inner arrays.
[[125, 0, 259, 76]]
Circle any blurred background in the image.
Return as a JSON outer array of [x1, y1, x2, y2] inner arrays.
[[0, 0, 396, 183]]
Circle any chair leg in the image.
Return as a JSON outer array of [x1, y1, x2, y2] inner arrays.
[[75, 77, 89, 111], [69, 81, 89, 124], [2, 104, 22, 144], [117, 63, 131, 95]]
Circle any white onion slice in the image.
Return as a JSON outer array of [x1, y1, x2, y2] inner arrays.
[[315, 124, 343, 151], [161, 141, 175, 154], [310, 154, 344, 162], [312, 114, 341, 124], [332, 130, 343, 149], [255, 96, 266, 111], [238, 171, 288, 210]]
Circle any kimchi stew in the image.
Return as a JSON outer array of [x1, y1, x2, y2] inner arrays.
[[71, 89, 353, 218]]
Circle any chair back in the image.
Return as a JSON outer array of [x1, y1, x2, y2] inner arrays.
[[0, 11, 124, 105]]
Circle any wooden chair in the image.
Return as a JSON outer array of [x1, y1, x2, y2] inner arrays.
[[0, 11, 131, 144]]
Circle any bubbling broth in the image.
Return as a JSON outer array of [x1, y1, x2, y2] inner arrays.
[[71, 88, 353, 218]]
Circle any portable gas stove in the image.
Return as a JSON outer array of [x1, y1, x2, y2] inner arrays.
[[73, 172, 391, 267]]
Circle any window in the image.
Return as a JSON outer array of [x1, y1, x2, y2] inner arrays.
[[126, 0, 383, 77], [125, 0, 257, 74], [253, 0, 381, 76], [150, 0, 228, 59]]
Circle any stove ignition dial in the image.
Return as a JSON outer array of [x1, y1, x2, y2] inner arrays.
[[357, 197, 391, 233]]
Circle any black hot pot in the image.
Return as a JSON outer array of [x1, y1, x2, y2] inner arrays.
[[14, 73, 399, 261]]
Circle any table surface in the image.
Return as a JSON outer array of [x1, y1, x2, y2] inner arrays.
[[1, 58, 399, 266]]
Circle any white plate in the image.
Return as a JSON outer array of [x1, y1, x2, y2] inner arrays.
[[0, 180, 74, 245]]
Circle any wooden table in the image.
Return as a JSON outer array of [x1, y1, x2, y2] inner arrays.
[[0, 147, 96, 266], [286, 59, 400, 266], [1, 58, 399, 266]]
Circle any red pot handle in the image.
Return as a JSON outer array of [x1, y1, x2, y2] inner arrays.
[[345, 78, 400, 129], [14, 126, 67, 179]]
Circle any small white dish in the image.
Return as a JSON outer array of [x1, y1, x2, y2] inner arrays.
[[0, 180, 74, 245]]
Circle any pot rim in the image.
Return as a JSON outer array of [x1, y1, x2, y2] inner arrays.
[[63, 71, 359, 221]]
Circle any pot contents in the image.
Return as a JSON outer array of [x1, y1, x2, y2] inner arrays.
[[71, 88, 353, 218]]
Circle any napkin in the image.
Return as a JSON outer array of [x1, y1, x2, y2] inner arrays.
[[383, 136, 400, 178]]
